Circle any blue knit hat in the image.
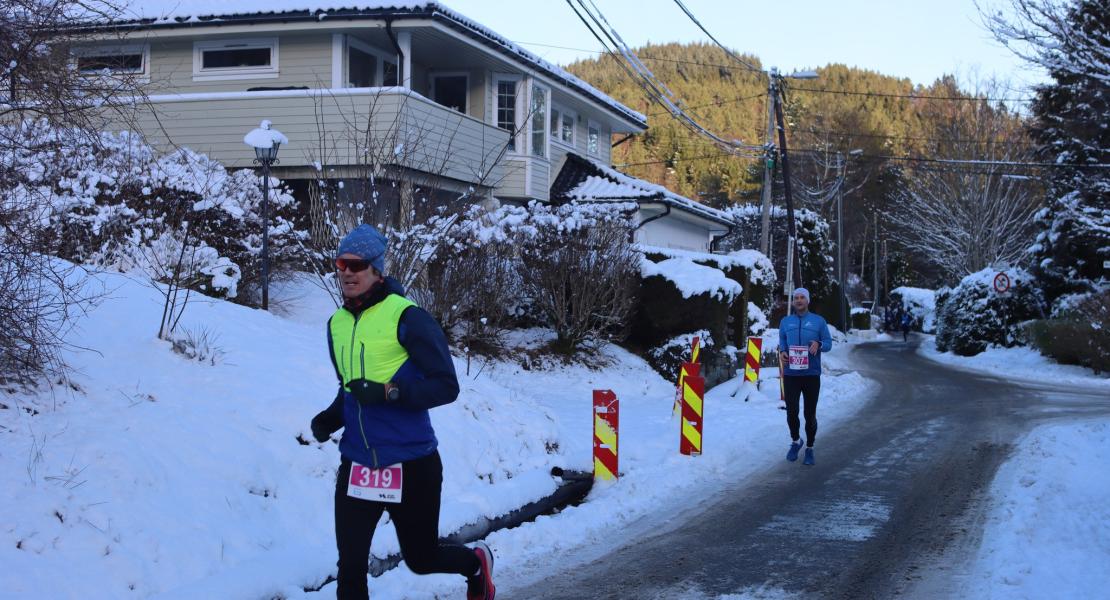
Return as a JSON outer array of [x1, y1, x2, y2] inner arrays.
[[793, 287, 811, 302], [337, 224, 387, 273]]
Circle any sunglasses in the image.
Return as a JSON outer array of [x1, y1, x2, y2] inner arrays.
[[335, 258, 373, 273]]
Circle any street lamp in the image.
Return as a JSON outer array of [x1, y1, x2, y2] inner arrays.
[[243, 120, 288, 310]]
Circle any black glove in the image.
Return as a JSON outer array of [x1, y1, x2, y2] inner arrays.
[[348, 379, 386, 406], [310, 412, 331, 443]]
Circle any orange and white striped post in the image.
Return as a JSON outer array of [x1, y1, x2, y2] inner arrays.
[[593, 390, 619, 480], [679, 364, 705, 456], [744, 337, 762, 388], [672, 336, 701, 415]]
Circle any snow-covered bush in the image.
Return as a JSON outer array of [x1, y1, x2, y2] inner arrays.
[[1, 121, 304, 304], [396, 204, 528, 351], [890, 286, 937, 333], [1025, 290, 1110, 373], [935, 268, 1046, 356], [518, 201, 640, 353]]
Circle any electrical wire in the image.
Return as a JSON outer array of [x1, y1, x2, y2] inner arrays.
[[669, 0, 763, 74]]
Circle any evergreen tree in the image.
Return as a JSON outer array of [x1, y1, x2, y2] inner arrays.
[[988, 0, 1110, 306]]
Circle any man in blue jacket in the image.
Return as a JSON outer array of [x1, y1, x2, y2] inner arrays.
[[310, 224, 495, 600], [778, 287, 832, 466]]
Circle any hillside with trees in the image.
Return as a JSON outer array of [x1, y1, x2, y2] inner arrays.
[[565, 42, 1036, 291]]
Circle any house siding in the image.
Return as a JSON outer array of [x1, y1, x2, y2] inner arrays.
[[147, 33, 333, 94], [120, 90, 508, 186], [638, 217, 712, 252]]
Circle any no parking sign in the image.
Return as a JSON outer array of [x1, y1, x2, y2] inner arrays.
[[993, 272, 1011, 294]]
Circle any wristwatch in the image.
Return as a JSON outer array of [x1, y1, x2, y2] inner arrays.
[[386, 385, 400, 402]]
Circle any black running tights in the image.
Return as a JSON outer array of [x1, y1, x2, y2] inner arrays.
[[784, 375, 820, 447]]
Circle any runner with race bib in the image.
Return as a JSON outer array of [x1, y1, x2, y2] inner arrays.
[[310, 224, 496, 600], [777, 287, 833, 466]]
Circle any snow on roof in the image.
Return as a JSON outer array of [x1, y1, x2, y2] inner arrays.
[[640, 256, 741, 302], [82, 1, 646, 128], [567, 155, 734, 226]]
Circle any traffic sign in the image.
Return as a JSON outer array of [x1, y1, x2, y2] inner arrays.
[[993, 272, 1011, 294]]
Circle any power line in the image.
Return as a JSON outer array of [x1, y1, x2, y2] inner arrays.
[[644, 92, 766, 117], [669, 0, 763, 74], [514, 39, 1034, 104]]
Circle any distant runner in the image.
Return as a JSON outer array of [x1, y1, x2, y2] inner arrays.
[[778, 288, 832, 466], [310, 224, 495, 599]]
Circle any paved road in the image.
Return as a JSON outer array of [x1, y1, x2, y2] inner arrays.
[[506, 337, 1110, 599]]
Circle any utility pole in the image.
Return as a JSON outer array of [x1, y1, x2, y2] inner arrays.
[[836, 152, 845, 330], [758, 68, 777, 257], [872, 212, 880, 310], [773, 80, 802, 296]]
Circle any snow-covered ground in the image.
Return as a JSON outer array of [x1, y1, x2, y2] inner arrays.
[[918, 335, 1110, 390], [961, 420, 1110, 599], [0, 269, 876, 599], [919, 335, 1110, 598]]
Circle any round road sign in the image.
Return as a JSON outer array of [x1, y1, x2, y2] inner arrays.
[[993, 272, 1011, 293]]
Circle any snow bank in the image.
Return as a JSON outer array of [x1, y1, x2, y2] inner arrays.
[[962, 420, 1110, 598], [918, 336, 1110, 389]]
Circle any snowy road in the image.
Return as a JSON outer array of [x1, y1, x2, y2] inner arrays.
[[506, 337, 1110, 599]]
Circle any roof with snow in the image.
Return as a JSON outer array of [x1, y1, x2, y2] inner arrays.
[[551, 152, 735, 227], [72, 1, 646, 130]]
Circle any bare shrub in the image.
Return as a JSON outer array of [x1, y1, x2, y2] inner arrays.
[[519, 202, 640, 353]]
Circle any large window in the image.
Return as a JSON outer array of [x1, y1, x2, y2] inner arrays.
[[347, 46, 376, 87], [587, 120, 602, 156], [431, 73, 468, 113], [494, 75, 520, 152], [530, 84, 548, 158], [550, 105, 575, 147], [76, 44, 148, 79], [193, 38, 278, 80]]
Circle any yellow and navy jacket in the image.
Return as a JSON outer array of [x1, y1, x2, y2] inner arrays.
[[314, 276, 460, 467]]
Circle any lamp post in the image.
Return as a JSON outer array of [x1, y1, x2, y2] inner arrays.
[[243, 120, 288, 310]]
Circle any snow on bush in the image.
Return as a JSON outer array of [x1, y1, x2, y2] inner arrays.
[[935, 267, 1046, 356], [747, 302, 768, 335], [639, 257, 741, 302], [891, 286, 937, 333], [0, 120, 304, 303]]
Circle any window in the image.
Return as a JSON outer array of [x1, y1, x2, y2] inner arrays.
[[193, 38, 278, 80], [493, 75, 520, 152], [431, 73, 468, 113], [347, 46, 376, 87], [383, 61, 398, 87], [530, 84, 548, 158], [550, 106, 575, 147], [587, 120, 601, 156], [76, 44, 148, 78]]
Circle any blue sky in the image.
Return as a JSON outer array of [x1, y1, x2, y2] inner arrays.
[[444, 0, 1044, 91]]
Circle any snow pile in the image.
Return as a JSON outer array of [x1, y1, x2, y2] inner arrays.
[[891, 286, 937, 332], [636, 245, 774, 287], [963, 420, 1110, 598], [640, 256, 741, 301], [0, 266, 878, 599], [918, 337, 1110, 388]]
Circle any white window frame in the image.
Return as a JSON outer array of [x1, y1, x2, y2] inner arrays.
[[492, 73, 523, 154], [429, 71, 470, 113], [587, 119, 602, 156], [529, 82, 550, 159], [75, 43, 150, 82], [550, 103, 577, 149], [345, 36, 397, 88], [193, 37, 278, 81]]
